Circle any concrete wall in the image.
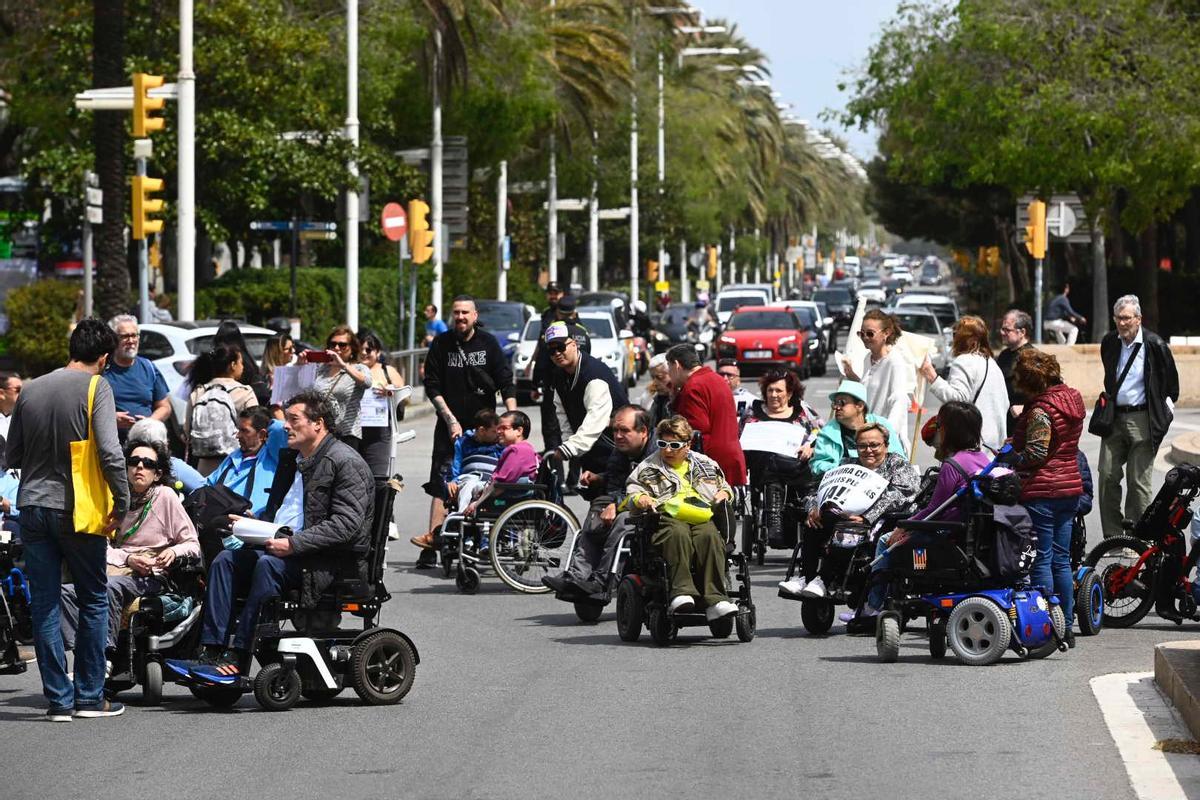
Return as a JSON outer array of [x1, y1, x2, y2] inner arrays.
[[1040, 344, 1200, 407]]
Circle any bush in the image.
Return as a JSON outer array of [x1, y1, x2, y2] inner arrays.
[[6, 279, 79, 374]]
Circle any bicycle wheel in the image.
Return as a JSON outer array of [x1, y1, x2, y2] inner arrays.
[[1086, 535, 1155, 629], [489, 500, 580, 593]]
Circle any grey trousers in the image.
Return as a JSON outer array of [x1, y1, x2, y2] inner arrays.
[[1098, 409, 1156, 538], [566, 503, 630, 592], [61, 574, 163, 651]]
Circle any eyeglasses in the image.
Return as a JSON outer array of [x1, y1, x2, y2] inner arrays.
[[831, 398, 857, 408], [856, 441, 885, 451], [126, 456, 160, 471], [1115, 314, 1138, 322], [1000, 326, 1018, 334], [656, 439, 688, 451], [329, 340, 352, 350], [547, 342, 569, 354], [857, 330, 877, 340]]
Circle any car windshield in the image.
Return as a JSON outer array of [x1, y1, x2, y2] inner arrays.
[[814, 289, 851, 305], [791, 307, 817, 328], [579, 316, 615, 338], [718, 294, 766, 312], [905, 302, 956, 328], [661, 307, 691, 324], [476, 303, 526, 331], [522, 319, 540, 340], [187, 333, 270, 359], [895, 313, 941, 336], [727, 311, 796, 331]]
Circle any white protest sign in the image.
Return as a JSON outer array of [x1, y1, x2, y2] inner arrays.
[[359, 393, 390, 427], [270, 363, 318, 406], [816, 463, 891, 516], [739, 420, 812, 458]]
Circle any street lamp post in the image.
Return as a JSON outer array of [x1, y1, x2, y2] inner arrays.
[[345, 0, 360, 330], [431, 29, 444, 313], [629, 44, 639, 303], [177, 0, 195, 321]]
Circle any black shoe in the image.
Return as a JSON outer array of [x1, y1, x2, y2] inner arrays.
[[846, 615, 878, 636], [541, 574, 573, 593], [414, 550, 438, 569], [1064, 630, 1076, 649]]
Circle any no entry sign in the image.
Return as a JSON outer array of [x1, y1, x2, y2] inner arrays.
[[381, 202, 407, 242]]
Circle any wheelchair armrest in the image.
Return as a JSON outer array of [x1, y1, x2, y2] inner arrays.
[[898, 519, 966, 534], [493, 482, 546, 494]]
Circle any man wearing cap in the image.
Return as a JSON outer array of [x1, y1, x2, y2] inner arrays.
[[808, 379, 904, 477], [532, 293, 591, 443], [543, 321, 628, 499]]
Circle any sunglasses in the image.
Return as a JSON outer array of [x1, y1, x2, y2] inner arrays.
[[656, 439, 688, 451], [857, 330, 877, 340], [831, 398, 857, 408], [126, 456, 160, 471], [547, 342, 569, 354], [329, 340, 352, 350]]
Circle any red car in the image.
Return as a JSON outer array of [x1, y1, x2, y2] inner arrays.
[[715, 306, 812, 377]]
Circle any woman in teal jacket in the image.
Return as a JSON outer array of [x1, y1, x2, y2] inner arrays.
[[809, 380, 906, 478]]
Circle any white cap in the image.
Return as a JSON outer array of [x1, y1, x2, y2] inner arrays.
[[649, 353, 668, 369]]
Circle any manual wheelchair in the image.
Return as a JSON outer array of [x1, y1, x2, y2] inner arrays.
[[872, 453, 1067, 665], [740, 452, 814, 566], [438, 460, 580, 595], [0, 535, 32, 675], [614, 503, 756, 646], [176, 476, 421, 711]]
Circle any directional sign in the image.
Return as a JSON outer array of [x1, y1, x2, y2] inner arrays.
[[86, 206, 103, 225], [381, 202, 407, 242], [598, 207, 631, 220], [86, 188, 104, 206], [250, 221, 294, 232], [298, 221, 336, 232], [1017, 194, 1089, 244], [1046, 201, 1077, 239], [544, 198, 588, 212]]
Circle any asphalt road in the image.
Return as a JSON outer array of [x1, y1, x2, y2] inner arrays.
[[3, 353, 1198, 800]]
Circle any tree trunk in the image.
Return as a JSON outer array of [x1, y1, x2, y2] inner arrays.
[[1090, 216, 1108, 341], [93, 0, 129, 321], [1186, 187, 1200, 273], [1136, 223, 1159, 331]]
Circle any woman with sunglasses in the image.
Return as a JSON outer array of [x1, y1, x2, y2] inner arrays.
[[59, 439, 200, 660], [808, 379, 905, 479], [357, 331, 406, 478], [842, 310, 911, 451], [304, 325, 372, 452]]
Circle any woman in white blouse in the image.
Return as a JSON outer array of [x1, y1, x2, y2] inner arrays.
[[843, 309, 911, 455]]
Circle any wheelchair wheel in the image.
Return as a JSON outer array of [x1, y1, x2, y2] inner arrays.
[[254, 662, 301, 712], [189, 684, 242, 709], [350, 630, 417, 705], [573, 601, 605, 623], [455, 566, 480, 595], [141, 660, 163, 705], [709, 615, 734, 639], [800, 599, 834, 635], [1026, 604, 1067, 660], [928, 619, 947, 660], [490, 500, 579, 594], [876, 613, 901, 663], [1085, 535, 1154, 629], [946, 597, 1011, 666], [1077, 570, 1104, 636], [616, 578, 644, 642], [736, 606, 756, 642], [648, 607, 674, 647]]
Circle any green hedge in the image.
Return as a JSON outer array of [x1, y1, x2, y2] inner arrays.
[[5, 279, 79, 374]]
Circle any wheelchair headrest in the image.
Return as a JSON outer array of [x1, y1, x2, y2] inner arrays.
[[977, 472, 1021, 506]]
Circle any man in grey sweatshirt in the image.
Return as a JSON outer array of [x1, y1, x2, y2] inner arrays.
[[7, 319, 129, 721]]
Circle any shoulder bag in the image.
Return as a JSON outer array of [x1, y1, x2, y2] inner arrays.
[[70, 374, 115, 536], [1089, 342, 1140, 438], [456, 339, 497, 399]]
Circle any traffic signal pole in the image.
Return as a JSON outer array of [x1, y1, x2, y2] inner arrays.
[[134, 150, 152, 323], [345, 0, 361, 330], [1034, 258, 1044, 345], [431, 29, 445, 314], [177, 0, 196, 321]]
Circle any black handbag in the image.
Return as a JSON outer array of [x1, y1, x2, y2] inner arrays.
[[1089, 342, 1140, 438]]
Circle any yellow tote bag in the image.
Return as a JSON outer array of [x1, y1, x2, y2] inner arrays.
[[70, 374, 114, 536]]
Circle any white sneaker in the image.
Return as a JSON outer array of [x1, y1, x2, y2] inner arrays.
[[778, 577, 807, 597], [670, 595, 696, 613], [800, 576, 827, 599], [838, 611, 855, 623], [387, 522, 401, 541], [705, 600, 739, 621]]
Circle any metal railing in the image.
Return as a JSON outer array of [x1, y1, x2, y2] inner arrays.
[[386, 347, 428, 406]]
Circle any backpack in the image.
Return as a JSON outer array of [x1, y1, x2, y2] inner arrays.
[[990, 503, 1036, 579], [189, 383, 239, 458]]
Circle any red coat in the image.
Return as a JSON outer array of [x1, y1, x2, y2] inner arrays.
[[673, 366, 747, 486], [1013, 382, 1085, 502]]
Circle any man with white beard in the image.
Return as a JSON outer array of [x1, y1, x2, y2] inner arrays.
[[103, 315, 172, 442]]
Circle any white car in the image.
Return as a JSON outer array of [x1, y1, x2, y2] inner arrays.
[[889, 266, 914, 285], [714, 289, 770, 325], [888, 292, 961, 351], [512, 318, 542, 401], [577, 309, 631, 384], [780, 300, 833, 350], [857, 280, 887, 304], [139, 321, 277, 424]]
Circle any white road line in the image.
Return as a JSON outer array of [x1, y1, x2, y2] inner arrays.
[[1091, 672, 1200, 800]]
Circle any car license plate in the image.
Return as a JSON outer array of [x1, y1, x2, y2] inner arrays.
[[743, 350, 773, 359]]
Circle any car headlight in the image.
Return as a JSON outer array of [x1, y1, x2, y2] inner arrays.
[[720, 335, 736, 344], [778, 342, 798, 356], [603, 350, 620, 362], [516, 353, 531, 365], [806, 338, 819, 349]]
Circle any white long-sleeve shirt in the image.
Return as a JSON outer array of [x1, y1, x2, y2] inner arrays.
[[928, 352, 1010, 451]]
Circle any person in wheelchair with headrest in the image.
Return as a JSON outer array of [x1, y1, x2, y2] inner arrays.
[[60, 439, 200, 664], [626, 416, 739, 622], [795, 423, 919, 603], [172, 390, 374, 684], [863, 402, 990, 620]]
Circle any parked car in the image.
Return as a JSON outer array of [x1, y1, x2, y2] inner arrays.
[[715, 306, 812, 377], [891, 308, 950, 374], [888, 292, 961, 352], [812, 286, 856, 332], [781, 300, 833, 365], [577, 309, 632, 385], [139, 321, 277, 425], [511, 318, 542, 404], [857, 279, 887, 305], [714, 288, 771, 326], [476, 300, 534, 360]]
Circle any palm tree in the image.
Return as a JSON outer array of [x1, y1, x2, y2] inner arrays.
[[93, 0, 129, 321]]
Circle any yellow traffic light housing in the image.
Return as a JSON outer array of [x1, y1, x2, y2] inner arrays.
[[407, 199, 434, 264], [1025, 199, 1047, 259], [647, 259, 659, 282], [132, 175, 165, 240], [706, 246, 717, 279], [132, 73, 166, 138]]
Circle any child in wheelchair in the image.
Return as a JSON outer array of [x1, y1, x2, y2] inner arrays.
[[463, 411, 539, 516]]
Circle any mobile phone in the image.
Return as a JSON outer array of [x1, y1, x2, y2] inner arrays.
[[306, 351, 333, 363]]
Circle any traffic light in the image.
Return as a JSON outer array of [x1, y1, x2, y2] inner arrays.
[[407, 199, 434, 264], [647, 259, 659, 282], [706, 246, 717, 279], [1024, 199, 1047, 259], [132, 175, 165, 240], [132, 73, 165, 138]]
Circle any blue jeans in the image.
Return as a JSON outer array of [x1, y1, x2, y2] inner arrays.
[[1027, 496, 1077, 625], [200, 549, 302, 652], [20, 506, 109, 712]]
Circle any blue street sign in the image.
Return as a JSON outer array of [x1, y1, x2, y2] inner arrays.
[[250, 220, 338, 232], [249, 220, 292, 232], [501, 235, 511, 265]]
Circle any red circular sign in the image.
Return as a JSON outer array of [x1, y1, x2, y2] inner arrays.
[[380, 202, 407, 242]]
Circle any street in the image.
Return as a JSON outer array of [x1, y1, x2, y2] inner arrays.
[[3, 359, 1198, 800]]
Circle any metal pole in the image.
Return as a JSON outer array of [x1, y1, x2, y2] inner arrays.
[[729, 228, 736, 285], [397, 240, 405, 349], [407, 259, 417, 351], [176, 0, 196, 321], [754, 227, 761, 284], [588, 131, 599, 292], [679, 239, 689, 303], [345, 0, 360, 330], [657, 51, 666, 277], [290, 216, 299, 318], [431, 29, 445, 313], [630, 42, 639, 303], [1034, 258, 1044, 345], [497, 160, 508, 301], [136, 156, 151, 323], [548, 135, 558, 284], [82, 172, 94, 317]]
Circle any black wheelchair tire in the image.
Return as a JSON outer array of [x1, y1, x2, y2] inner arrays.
[[1085, 535, 1155, 629], [141, 660, 163, 705], [876, 613, 901, 663], [800, 599, 834, 636], [928, 619, 947, 660], [945, 597, 1011, 666], [616, 579, 644, 642], [649, 607, 674, 647], [708, 615, 734, 639], [1026, 604, 1067, 660], [254, 662, 301, 712], [1077, 570, 1104, 636], [573, 600, 604, 623], [350, 630, 417, 705], [735, 606, 756, 642], [456, 567, 480, 595]]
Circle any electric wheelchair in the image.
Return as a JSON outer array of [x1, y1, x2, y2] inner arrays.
[[741, 452, 813, 566], [614, 502, 756, 646], [871, 452, 1067, 665], [174, 476, 420, 711], [438, 460, 579, 595], [0, 535, 32, 675]]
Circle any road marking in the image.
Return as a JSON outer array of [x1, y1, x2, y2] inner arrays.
[[1091, 672, 1200, 800]]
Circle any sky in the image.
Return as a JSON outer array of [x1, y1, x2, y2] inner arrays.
[[699, 0, 904, 160]]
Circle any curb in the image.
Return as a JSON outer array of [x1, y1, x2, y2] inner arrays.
[[1168, 431, 1200, 467], [1154, 641, 1200, 741]]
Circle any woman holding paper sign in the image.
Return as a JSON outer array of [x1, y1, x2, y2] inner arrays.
[[358, 331, 406, 478], [305, 325, 372, 453], [842, 310, 911, 451]]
